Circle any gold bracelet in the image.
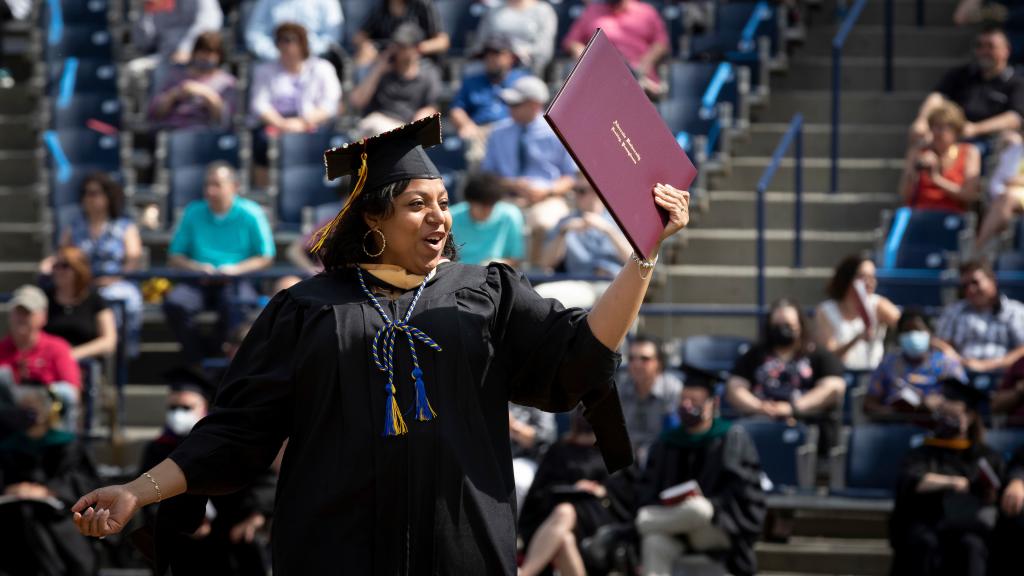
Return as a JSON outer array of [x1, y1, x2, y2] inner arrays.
[[143, 472, 162, 503], [630, 252, 658, 280]]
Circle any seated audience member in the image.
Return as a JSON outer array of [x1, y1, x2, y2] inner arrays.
[[163, 163, 275, 365], [472, 0, 557, 74], [816, 254, 901, 370], [449, 172, 525, 266], [148, 31, 238, 129], [563, 0, 669, 97], [936, 260, 1024, 372], [250, 23, 342, 137], [349, 23, 443, 138], [727, 299, 846, 420], [615, 335, 683, 462], [137, 366, 275, 576], [975, 136, 1024, 250], [351, 0, 449, 69], [129, 0, 223, 76], [636, 368, 766, 576], [954, 0, 1022, 26], [46, 173, 143, 357], [509, 403, 557, 510], [990, 350, 1024, 425], [45, 247, 117, 363], [449, 34, 529, 163], [900, 101, 981, 213], [517, 410, 633, 576], [992, 444, 1024, 576], [0, 383, 99, 576], [0, 286, 81, 428], [866, 311, 968, 420], [481, 75, 577, 262], [245, 0, 343, 62], [909, 27, 1023, 155], [889, 379, 1004, 576]]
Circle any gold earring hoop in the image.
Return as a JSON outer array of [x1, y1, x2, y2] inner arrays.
[[363, 228, 386, 258]]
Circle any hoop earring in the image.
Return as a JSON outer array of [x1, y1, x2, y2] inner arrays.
[[363, 228, 386, 258]]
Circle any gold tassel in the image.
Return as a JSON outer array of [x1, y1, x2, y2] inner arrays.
[[311, 147, 369, 255], [388, 393, 408, 436]]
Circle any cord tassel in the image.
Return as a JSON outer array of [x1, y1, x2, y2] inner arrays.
[[384, 386, 408, 437], [411, 367, 436, 421]]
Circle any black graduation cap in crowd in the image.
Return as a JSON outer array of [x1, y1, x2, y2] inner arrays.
[[940, 377, 986, 410], [679, 363, 722, 393], [311, 113, 444, 253], [163, 365, 217, 404]]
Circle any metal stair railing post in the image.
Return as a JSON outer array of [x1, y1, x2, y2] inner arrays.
[[831, 0, 868, 194], [755, 114, 804, 311]]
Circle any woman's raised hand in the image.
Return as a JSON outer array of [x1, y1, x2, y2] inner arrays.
[[653, 183, 690, 243], [71, 484, 142, 538]]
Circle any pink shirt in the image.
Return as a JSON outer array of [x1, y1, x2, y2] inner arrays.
[[563, 1, 669, 82], [0, 333, 81, 389]]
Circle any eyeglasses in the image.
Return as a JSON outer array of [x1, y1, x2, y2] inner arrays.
[[629, 355, 656, 362]]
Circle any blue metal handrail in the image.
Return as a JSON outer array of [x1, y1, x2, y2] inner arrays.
[[831, 0, 869, 194], [754, 114, 804, 311]]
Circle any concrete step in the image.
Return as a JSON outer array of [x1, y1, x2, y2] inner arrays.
[[790, 509, 890, 540], [756, 91, 921, 125], [89, 426, 160, 469], [680, 228, 875, 267], [123, 384, 168, 428], [710, 157, 902, 193], [637, 313, 761, 343], [0, 185, 43, 223], [756, 537, 891, 575], [0, 263, 40, 290], [774, 56, 954, 92], [127, 342, 185, 385], [801, 25, 972, 59], [0, 86, 36, 115], [699, 190, 894, 231], [733, 123, 908, 159], [0, 117, 36, 150], [658, 264, 831, 305], [0, 222, 48, 263], [818, 0, 960, 27], [0, 151, 41, 186]]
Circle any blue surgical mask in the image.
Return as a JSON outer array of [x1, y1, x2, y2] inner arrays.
[[899, 331, 931, 358]]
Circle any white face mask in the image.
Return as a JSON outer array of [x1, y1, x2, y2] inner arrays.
[[166, 408, 200, 436]]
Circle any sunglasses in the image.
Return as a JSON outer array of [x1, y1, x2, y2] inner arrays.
[[53, 262, 71, 271], [629, 355, 656, 362]]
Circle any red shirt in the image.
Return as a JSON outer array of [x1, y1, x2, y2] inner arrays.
[[563, 1, 669, 82], [0, 332, 81, 389], [909, 143, 971, 213]]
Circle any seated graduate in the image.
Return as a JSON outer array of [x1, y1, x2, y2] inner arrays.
[[890, 379, 1004, 576], [0, 383, 99, 576], [635, 366, 766, 576], [992, 444, 1024, 576]]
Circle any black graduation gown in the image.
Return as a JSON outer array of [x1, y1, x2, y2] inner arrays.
[[0, 430, 99, 576], [990, 445, 1024, 576], [167, 262, 630, 575], [890, 441, 1004, 576], [637, 424, 766, 576]]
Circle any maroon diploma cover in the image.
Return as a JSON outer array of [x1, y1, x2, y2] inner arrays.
[[544, 29, 697, 261]]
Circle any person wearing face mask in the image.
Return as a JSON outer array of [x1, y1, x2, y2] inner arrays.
[[866, 311, 967, 422], [726, 299, 846, 421], [890, 379, 1004, 576], [635, 366, 766, 576], [148, 31, 238, 129]]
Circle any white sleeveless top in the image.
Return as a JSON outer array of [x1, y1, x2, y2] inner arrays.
[[819, 297, 886, 370]]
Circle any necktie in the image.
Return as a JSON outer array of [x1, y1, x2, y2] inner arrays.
[[517, 124, 530, 177]]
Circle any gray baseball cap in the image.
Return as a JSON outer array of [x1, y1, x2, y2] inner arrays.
[[10, 285, 47, 313], [499, 76, 550, 106]]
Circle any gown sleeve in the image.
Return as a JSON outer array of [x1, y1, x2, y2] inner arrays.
[[485, 264, 632, 471], [168, 291, 302, 495], [707, 427, 767, 544]]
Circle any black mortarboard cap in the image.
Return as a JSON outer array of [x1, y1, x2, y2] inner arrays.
[[679, 363, 721, 393], [163, 366, 217, 404], [940, 377, 986, 410]]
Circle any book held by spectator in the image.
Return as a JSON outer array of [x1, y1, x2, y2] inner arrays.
[[544, 29, 697, 261], [658, 479, 702, 506], [977, 457, 1002, 491]]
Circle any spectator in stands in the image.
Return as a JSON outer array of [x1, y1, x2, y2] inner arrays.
[[449, 172, 525, 266], [245, 0, 343, 62], [449, 34, 530, 164], [129, 0, 224, 78], [518, 410, 633, 576], [563, 0, 670, 97], [0, 383, 98, 576], [472, 0, 558, 74], [148, 31, 238, 129], [351, 0, 449, 70], [0, 286, 81, 430], [890, 379, 1003, 576], [163, 162, 275, 365], [992, 444, 1024, 576], [815, 254, 901, 370], [909, 27, 1024, 155], [990, 346, 1024, 425], [509, 403, 556, 512], [636, 368, 766, 576], [43, 173, 143, 358], [900, 101, 982, 213], [936, 260, 1024, 372], [482, 75, 577, 263], [975, 136, 1024, 250], [615, 335, 683, 461], [44, 247, 117, 363], [250, 23, 342, 136], [349, 23, 443, 138], [726, 299, 846, 420], [954, 0, 1021, 26], [865, 310, 967, 421]]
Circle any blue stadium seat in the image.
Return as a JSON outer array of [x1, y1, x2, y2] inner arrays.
[[47, 57, 118, 97], [162, 129, 241, 170], [679, 335, 751, 376], [273, 131, 350, 168], [45, 26, 113, 62], [277, 165, 347, 230], [167, 165, 210, 217], [985, 428, 1024, 462], [832, 423, 928, 499], [434, 0, 488, 56], [883, 208, 966, 261], [51, 93, 121, 130], [44, 129, 119, 168], [549, 0, 586, 49], [875, 275, 945, 308], [686, 1, 775, 95], [735, 419, 813, 491], [341, 0, 378, 52], [41, 0, 110, 27], [427, 135, 469, 202]]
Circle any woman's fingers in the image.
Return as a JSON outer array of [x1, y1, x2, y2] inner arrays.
[[72, 491, 98, 514]]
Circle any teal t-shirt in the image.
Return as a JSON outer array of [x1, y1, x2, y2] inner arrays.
[[450, 201, 525, 265], [168, 197, 276, 267]]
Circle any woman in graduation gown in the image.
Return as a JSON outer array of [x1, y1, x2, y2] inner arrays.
[[889, 379, 1004, 576], [70, 113, 694, 575]]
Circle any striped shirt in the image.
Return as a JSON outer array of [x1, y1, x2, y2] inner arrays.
[[936, 295, 1024, 361]]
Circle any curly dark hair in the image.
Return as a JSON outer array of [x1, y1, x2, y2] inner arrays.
[[79, 172, 125, 220], [315, 179, 458, 270]]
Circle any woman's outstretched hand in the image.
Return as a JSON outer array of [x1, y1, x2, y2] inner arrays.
[[72, 484, 141, 538], [654, 183, 690, 243]]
